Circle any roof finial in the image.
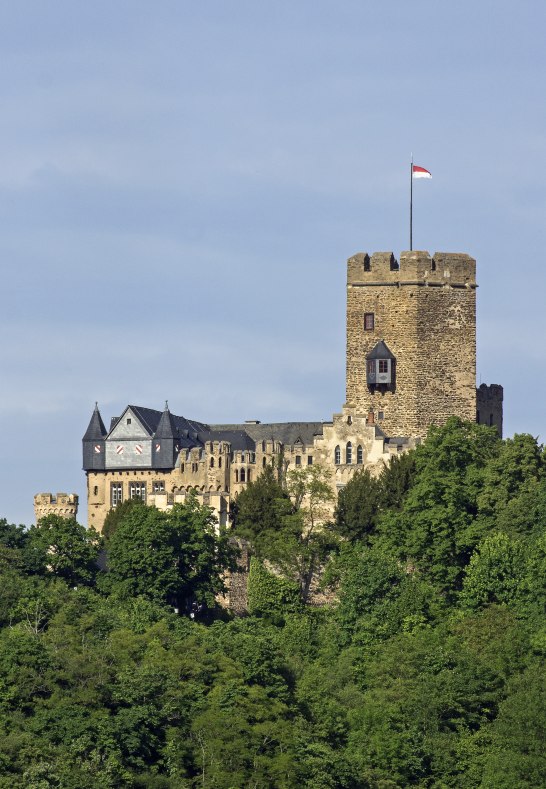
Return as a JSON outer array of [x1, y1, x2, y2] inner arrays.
[[165, 400, 169, 411], [95, 401, 99, 411]]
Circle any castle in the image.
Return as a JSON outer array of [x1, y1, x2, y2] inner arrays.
[[83, 250, 503, 532]]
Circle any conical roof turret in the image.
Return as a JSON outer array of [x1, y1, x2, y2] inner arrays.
[[154, 401, 178, 439], [83, 402, 107, 441]]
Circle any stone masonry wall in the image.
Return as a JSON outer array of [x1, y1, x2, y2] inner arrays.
[[346, 251, 477, 438]]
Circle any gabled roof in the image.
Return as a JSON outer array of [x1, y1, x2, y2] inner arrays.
[[366, 340, 396, 360], [83, 403, 107, 441], [210, 421, 325, 446]]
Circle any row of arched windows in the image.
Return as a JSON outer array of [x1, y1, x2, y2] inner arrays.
[[235, 469, 251, 483], [335, 442, 364, 465]]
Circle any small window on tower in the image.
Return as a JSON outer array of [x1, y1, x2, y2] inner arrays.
[[364, 313, 375, 331]]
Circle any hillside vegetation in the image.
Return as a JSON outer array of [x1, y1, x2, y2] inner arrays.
[[1, 418, 545, 788]]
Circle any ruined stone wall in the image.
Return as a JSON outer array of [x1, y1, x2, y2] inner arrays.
[[346, 251, 477, 438], [34, 493, 79, 523]]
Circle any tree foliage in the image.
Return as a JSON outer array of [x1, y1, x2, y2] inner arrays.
[[0, 420, 545, 786], [105, 494, 236, 610]]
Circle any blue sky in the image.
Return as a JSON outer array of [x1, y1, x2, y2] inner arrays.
[[0, 1, 544, 525]]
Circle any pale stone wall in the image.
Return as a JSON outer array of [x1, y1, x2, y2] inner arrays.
[[346, 250, 477, 438], [34, 493, 79, 523]]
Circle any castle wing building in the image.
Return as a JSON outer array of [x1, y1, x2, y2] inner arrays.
[[83, 250, 503, 531]]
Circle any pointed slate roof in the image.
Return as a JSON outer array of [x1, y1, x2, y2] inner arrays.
[[154, 402, 178, 439], [83, 403, 107, 441], [366, 340, 396, 360]]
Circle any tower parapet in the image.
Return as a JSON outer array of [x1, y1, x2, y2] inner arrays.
[[347, 251, 476, 287]]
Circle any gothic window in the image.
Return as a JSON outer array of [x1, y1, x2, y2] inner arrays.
[[357, 445, 363, 464], [262, 440, 266, 452], [210, 457, 215, 468], [129, 482, 146, 501], [241, 468, 246, 483], [263, 457, 267, 467], [111, 483, 123, 506], [364, 313, 375, 331], [346, 442, 352, 464], [335, 445, 341, 465], [247, 470, 251, 482], [218, 457, 222, 468], [235, 470, 239, 483], [241, 452, 245, 463]]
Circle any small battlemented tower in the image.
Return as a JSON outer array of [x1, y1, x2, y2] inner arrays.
[[346, 250, 480, 438], [34, 493, 79, 523]]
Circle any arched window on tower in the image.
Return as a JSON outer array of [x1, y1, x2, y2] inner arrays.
[[357, 445, 363, 464], [235, 470, 239, 483], [346, 442, 352, 464], [335, 445, 341, 465], [210, 457, 214, 468], [240, 468, 246, 483]]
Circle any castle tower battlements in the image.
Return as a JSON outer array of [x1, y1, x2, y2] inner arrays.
[[346, 251, 478, 438]]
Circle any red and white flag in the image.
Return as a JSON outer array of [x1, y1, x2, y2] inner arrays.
[[412, 165, 432, 179]]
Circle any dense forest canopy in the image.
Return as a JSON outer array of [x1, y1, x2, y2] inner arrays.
[[1, 418, 545, 787]]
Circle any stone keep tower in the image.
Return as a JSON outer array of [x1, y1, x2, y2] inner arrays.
[[346, 250, 477, 439]]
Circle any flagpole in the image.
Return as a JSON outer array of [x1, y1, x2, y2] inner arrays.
[[410, 153, 413, 251]]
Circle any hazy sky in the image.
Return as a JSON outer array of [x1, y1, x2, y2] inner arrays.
[[1, 1, 545, 525]]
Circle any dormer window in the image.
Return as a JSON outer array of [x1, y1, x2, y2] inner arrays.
[[366, 340, 396, 392]]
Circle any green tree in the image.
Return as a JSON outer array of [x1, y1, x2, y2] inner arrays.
[[335, 468, 381, 542], [231, 464, 292, 553], [105, 495, 235, 610], [278, 465, 337, 602], [27, 515, 102, 587], [101, 498, 143, 541], [459, 532, 527, 610], [375, 418, 499, 595], [234, 465, 337, 602]]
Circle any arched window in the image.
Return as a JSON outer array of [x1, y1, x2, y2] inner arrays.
[[357, 445, 363, 464], [247, 470, 251, 483], [241, 468, 246, 483], [218, 457, 222, 468], [241, 452, 245, 463], [263, 457, 266, 467], [235, 470, 239, 483], [335, 445, 341, 465], [210, 457, 214, 468], [262, 440, 266, 452], [346, 442, 352, 464]]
